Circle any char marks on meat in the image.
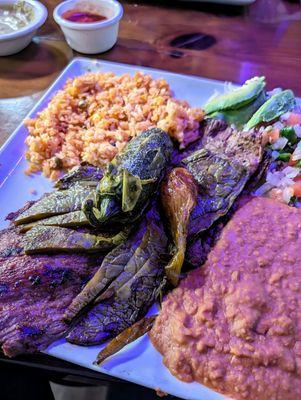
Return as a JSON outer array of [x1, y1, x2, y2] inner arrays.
[[0, 226, 102, 357]]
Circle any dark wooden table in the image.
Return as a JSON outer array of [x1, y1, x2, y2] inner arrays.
[[1, 0, 301, 146], [0, 0, 301, 395]]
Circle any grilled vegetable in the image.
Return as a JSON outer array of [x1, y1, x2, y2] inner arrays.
[[204, 76, 266, 114], [14, 184, 92, 225], [95, 316, 156, 365], [246, 90, 296, 129], [19, 211, 89, 232], [64, 220, 149, 322], [23, 226, 129, 254], [183, 148, 249, 237], [83, 128, 173, 227], [55, 165, 103, 190], [161, 168, 198, 286], [208, 90, 267, 127], [66, 206, 168, 345]]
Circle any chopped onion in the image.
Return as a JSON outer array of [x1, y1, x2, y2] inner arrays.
[[266, 170, 282, 186], [273, 121, 284, 130], [282, 166, 300, 178], [279, 176, 295, 188], [266, 168, 299, 189], [294, 125, 301, 138], [280, 112, 291, 122], [271, 137, 288, 150], [292, 147, 301, 161]]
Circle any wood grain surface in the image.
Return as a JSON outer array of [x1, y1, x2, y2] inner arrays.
[[0, 0, 301, 145]]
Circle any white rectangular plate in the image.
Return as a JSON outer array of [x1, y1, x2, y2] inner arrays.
[[1, 57, 290, 400]]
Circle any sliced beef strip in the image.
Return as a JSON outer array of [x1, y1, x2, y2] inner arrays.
[[0, 226, 102, 357]]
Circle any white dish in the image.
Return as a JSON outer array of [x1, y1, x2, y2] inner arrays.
[[0, 0, 47, 56], [1, 58, 299, 400], [53, 0, 123, 54]]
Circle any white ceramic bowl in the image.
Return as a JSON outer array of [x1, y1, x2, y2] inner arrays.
[[0, 0, 47, 56], [53, 0, 123, 54]]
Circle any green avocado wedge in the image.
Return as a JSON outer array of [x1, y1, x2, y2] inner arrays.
[[245, 90, 296, 130], [207, 90, 267, 127], [204, 76, 266, 114]]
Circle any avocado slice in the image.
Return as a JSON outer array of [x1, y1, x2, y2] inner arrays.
[[207, 90, 267, 127], [245, 90, 296, 130], [204, 76, 266, 114]]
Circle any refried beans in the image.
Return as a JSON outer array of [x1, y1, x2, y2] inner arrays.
[[150, 197, 301, 400]]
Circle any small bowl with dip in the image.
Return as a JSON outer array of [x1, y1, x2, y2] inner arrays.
[[53, 0, 123, 54], [0, 0, 47, 56]]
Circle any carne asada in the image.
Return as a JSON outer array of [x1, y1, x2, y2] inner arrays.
[[0, 225, 102, 357]]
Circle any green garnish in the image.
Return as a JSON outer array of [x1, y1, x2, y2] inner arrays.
[[295, 160, 301, 168], [245, 90, 296, 129], [290, 196, 297, 205], [277, 152, 291, 162], [280, 127, 298, 144], [204, 77, 266, 114]]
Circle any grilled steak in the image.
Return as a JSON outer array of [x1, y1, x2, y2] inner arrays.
[[0, 226, 102, 357]]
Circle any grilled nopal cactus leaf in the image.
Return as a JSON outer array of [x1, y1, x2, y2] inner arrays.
[[14, 184, 92, 226], [161, 168, 198, 286], [245, 89, 296, 129], [19, 211, 89, 233], [204, 76, 266, 115], [183, 148, 249, 237], [83, 128, 173, 227], [23, 226, 129, 254], [55, 165, 103, 190], [66, 205, 169, 345], [64, 218, 148, 322]]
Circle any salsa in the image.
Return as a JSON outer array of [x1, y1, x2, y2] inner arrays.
[[62, 9, 107, 23]]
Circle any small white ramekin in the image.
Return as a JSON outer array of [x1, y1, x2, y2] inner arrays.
[[0, 0, 48, 56], [53, 0, 123, 54]]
